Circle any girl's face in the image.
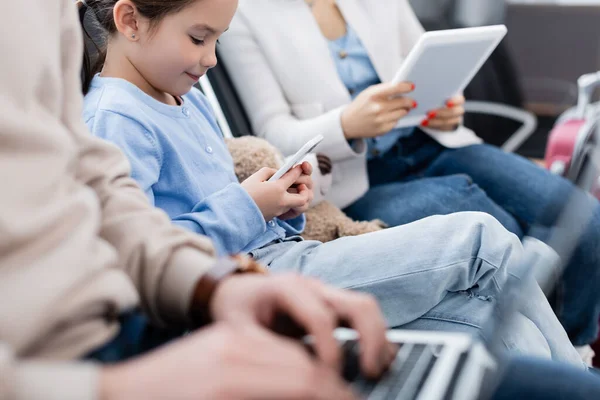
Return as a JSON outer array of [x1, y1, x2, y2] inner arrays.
[[131, 0, 238, 97]]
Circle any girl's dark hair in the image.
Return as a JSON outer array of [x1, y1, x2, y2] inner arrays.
[[77, 0, 197, 94]]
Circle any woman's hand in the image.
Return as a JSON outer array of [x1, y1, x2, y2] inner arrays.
[[421, 95, 465, 131], [341, 82, 417, 140], [241, 163, 314, 221]]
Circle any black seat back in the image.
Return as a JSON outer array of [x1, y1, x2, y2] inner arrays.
[[207, 49, 254, 137]]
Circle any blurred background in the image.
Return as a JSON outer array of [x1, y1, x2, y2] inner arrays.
[[409, 0, 600, 159]]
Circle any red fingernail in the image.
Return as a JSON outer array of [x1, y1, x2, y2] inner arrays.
[[412, 100, 418, 108], [410, 83, 415, 91], [446, 100, 454, 107], [427, 111, 437, 119], [421, 119, 429, 127]]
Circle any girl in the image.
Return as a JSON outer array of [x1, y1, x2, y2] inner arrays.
[[78, 0, 583, 364], [217, 0, 600, 350]]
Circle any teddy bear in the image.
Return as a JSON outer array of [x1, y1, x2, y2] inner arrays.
[[226, 136, 387, 243]]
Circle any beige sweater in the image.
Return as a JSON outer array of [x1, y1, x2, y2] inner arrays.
[[0, 1, 219, 399]]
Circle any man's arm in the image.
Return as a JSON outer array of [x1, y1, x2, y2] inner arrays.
[[0, 343, 99, 400]]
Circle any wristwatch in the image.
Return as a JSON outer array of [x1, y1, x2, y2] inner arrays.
[[189, 255, 267, 326]]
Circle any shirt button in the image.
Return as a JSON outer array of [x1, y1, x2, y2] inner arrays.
[[338, 50, 348, 59], [182, 107, 190, 117], [205, 146, 213, 154], [268, 220, 276, 227], [371, 149, 381, 157], [348, 88, 355, 95]]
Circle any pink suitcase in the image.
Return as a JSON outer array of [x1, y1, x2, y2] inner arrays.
[[545, 72, 600, 195], [544, 72, 600, 367]]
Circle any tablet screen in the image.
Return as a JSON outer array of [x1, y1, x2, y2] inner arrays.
[[393, 27, 505, 129]]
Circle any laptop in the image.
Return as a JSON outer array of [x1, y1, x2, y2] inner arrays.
[[333, 327, 497, 400], [325, 126, 600, 400]]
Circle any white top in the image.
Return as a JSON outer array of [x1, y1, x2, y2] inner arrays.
[[219, 0, 482, 208]]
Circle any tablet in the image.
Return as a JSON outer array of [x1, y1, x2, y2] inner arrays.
[[392, 25, 507, 129], [268, 134, 324, 182]]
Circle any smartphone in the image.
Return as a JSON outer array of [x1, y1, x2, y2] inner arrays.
[[267, 134, 324, 182]]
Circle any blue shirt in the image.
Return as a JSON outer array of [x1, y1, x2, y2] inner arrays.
[[328, 25, 414, 159], [83, 75, 305, 256]]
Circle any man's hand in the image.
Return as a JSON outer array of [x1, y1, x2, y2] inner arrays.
[[210, 273, 395, 378], [100, 323, 357, 400], [421, 95, 465, 131]]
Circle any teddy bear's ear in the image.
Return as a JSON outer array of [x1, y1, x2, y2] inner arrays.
[[316, 153, 332, 175]]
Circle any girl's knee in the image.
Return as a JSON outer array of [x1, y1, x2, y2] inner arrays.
[[448, 210, 503, 229], [452, 211, 521, 250], [472, 211, 517, 237]]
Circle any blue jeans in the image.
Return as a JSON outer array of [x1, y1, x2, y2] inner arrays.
[[86, 311, 183, 363], [344, 130, 600, 346], [492, 358, 600, 400], [251, 212, 583, 366]]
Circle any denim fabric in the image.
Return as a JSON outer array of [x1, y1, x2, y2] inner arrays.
[[85, 311, 183, 363], [344, 129, 600, 346], [252, 212, 584, 367], [492, 358, 600, 400], [344, 131, 522, 235]]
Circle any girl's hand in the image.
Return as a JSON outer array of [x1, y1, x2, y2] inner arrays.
[[241, 163, 313, 221], [421, 95, 465, 131], [341, 82, 417, 140], [279, 162, 314, 220]]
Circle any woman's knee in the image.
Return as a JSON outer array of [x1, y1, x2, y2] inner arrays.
[[438, 174, 489, 208], [407, 174, 485, 216], [428, 144, 502, 175], [441, 175, 523, 235]]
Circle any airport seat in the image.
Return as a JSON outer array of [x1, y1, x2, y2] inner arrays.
[[205, 55, 253, 138]]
